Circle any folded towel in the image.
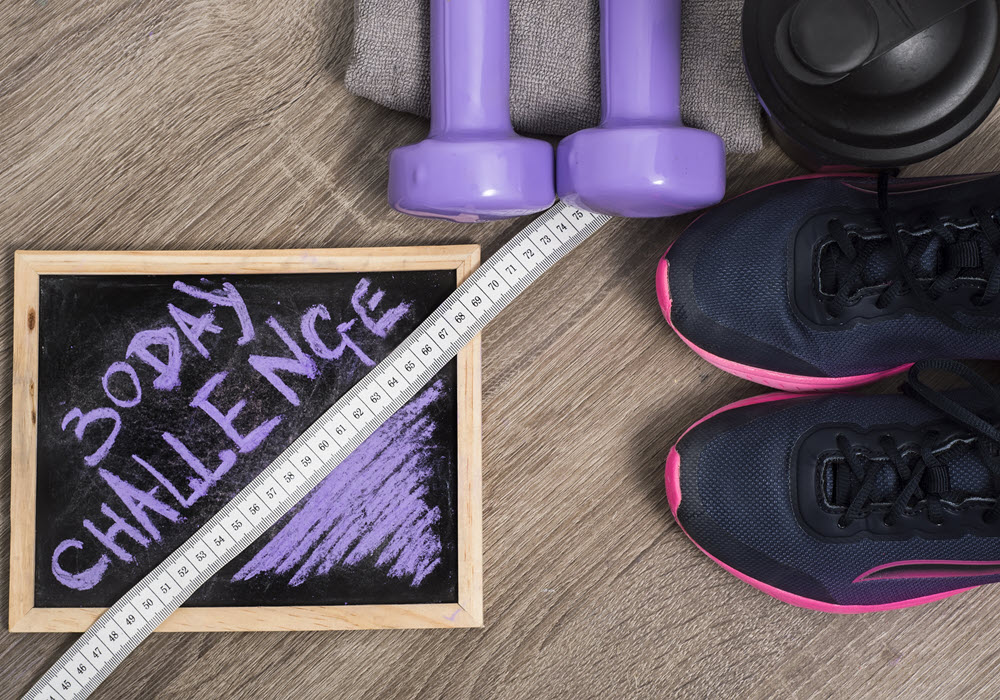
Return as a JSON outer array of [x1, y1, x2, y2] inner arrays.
[[345, 0, 762, 153]]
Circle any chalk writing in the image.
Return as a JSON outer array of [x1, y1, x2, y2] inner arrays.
[[126, 327, 181, 391], [352, 278, 410, 337], [301, 305, 374, 365], [60, 407, 120, 467], [247, 317, 318, 406], [82, 503, 149, 563], [133, 434, 237, 509], [48, 276, 438, 598], [167, 303, 221, 359], [173, 280, 255, 345], [102, 362, 142, 408], [190, 371, 283, 453], [51, 539, 110, 591]]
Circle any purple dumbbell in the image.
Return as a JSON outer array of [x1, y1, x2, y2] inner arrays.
[[557, 0, 726, 218], [388, 0, 555, 223]]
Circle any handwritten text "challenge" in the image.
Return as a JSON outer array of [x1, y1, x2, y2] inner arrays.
[[51, 277, 410, 591]]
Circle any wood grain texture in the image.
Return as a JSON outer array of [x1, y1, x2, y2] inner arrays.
[[3, 0, 1000, 697], [8, 247, 482, 633], [8, 253, 39, 634]]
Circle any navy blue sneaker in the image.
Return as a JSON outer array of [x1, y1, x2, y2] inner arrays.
[[667, 360, 1000, 612], [658, 172, 1000, 391]]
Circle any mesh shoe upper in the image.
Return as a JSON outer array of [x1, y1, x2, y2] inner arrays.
[[665, 174, 1000, 378], [674, 366, 1000, 607]]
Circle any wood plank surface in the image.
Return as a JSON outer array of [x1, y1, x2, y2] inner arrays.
[[3, 0, 1000, 697]]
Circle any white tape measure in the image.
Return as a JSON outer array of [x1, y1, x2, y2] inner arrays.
[[23, 202, 611, 699]]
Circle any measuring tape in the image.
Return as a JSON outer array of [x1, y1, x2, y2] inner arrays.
[[22, 201, 611, 700]]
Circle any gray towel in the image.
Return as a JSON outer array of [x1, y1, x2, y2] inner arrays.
[[345, 0, 762, 154]]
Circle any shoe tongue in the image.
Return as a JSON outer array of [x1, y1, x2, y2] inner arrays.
[[819, 234, 959, 295], [825, 460, 902, 504], [818, 239, 900, 294], [942, 444, 993, 496], [861, 246, 898, 286], [920, 236, 944, 275]]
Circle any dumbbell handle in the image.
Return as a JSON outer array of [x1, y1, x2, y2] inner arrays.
[[601, 0, 682, 126], [430, 0, 513, 137]]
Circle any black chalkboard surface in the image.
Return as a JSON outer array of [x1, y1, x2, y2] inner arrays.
[[33, 269, 461, 611]]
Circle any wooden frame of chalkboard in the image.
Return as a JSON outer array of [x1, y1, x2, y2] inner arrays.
[[9, 247, 483, 632]]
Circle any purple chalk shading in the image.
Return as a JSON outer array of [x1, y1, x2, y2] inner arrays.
[[233, 381, 447, 589]]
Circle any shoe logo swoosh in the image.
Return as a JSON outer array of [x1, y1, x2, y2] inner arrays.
[[855, 560, 1000, 582]]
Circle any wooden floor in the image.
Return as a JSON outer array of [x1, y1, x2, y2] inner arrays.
[[4, 1, 1000, 698]]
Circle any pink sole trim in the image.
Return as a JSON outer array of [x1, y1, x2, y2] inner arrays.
[[656, 256, 912, 391], [665, 396, 978, 613]]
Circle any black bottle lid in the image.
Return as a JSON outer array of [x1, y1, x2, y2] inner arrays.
[[744, 0, 1000, 167], [789, 0, 879, 77]]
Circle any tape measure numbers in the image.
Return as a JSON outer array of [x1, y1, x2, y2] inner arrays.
[[23, 202, 612, 700]]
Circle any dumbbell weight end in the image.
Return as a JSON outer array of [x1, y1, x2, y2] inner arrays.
[[557, 0, 726, 218], [388, 0, 555, 222]]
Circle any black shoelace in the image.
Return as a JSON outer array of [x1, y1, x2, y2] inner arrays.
[[824, 172, 1000, 328], [833, 359, 1000, 529]]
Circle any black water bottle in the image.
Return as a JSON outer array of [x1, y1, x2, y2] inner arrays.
[[743, 0, 1000, 168]]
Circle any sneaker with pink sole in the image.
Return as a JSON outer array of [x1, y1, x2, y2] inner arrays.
[[667, 360, 1000, 612], [658, 172, 1000, 391]]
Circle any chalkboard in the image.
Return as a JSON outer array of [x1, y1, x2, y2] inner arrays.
[[10, 248, 483, 632]]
